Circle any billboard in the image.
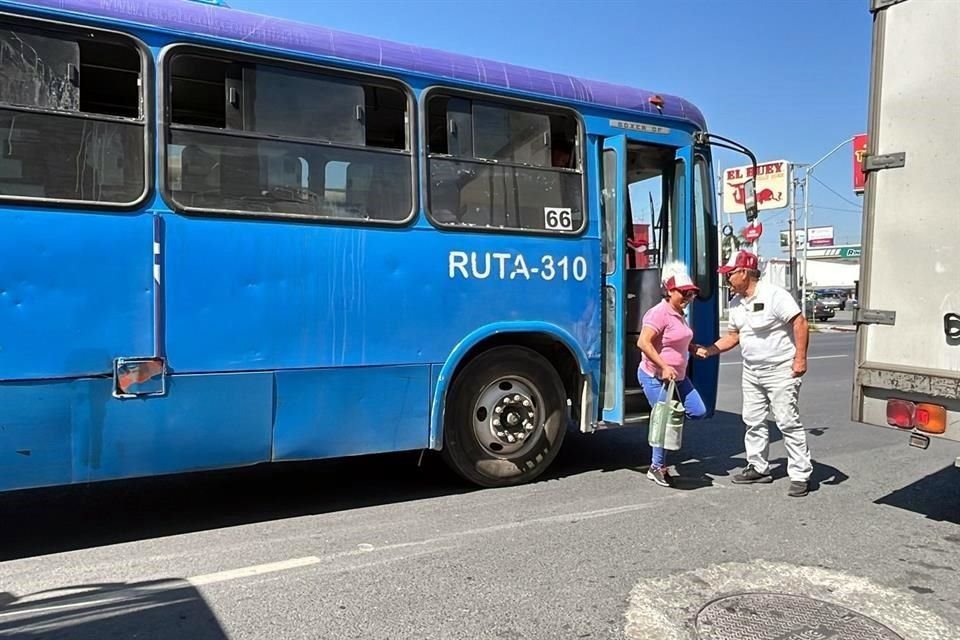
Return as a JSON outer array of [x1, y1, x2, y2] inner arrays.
[[853, 133, 867, 194], [780, 226, 834, 249], [723, 160, 791, 215], [807, 226, 834, 247]]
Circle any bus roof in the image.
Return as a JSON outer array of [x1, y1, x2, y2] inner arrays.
[[9, 0, 707, 129]]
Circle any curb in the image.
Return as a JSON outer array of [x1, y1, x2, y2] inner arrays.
[[810, 324, 856, 333]]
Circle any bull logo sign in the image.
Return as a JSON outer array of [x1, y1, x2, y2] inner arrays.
[[722, 160, 792, 216]]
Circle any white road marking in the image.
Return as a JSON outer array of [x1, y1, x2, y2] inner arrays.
[[0, 498, 683, 620], [188, 555, 322, 586], [720, 354, 848, 367]]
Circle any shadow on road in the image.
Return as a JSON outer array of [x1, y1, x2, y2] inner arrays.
[[0, 581, 227, 639], [551, 409, 779, 483], [874, 464, 960, 524], [0, 452, 473, 561], [550, 409, 849, 494], [0, 410, 849, 560]]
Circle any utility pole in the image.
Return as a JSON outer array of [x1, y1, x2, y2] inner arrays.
[[787, 168, 800, 301], [801, 136, 855, 307]]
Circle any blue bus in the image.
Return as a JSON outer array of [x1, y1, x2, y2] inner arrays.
[[0, 0, 755, 491]]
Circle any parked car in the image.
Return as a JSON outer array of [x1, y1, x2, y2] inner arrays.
[[805, 298, 835, 322], [814, 290, 845, 311]]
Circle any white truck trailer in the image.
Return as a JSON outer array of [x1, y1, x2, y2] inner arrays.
[[852, 0, 960, 457]]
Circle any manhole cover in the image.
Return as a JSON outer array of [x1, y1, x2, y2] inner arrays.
[[695, 592, 904, 640]]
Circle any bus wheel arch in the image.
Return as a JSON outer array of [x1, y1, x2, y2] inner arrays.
[[437, 331, 586, 487]]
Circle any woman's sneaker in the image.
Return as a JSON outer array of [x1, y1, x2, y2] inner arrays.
[[647, 466, 673, 487]]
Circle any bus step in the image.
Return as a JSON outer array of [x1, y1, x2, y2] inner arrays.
[[592, 413, 650, 430], [625, 388, 652, 415]]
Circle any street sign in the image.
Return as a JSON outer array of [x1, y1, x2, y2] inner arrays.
[[743, 221, 763, 242], [839, 246, 861, 259], [853, 134, 867, 194], [722, 160, 791, 215]]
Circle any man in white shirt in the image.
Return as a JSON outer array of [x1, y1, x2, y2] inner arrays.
[[699, 250, 812, 497]]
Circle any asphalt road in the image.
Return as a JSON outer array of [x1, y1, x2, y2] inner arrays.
[[1, 333, 958, 639]]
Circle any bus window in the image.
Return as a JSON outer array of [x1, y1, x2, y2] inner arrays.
[[165, 50, 413, 222], [625, 145, 677, 269], [324, 161, 349, 205], [670, 159, 685, 263], [0, 20, 146, 205], [426, 93, 583, 233], [692, 157, 715, 299], [473, 104, 550, 166]]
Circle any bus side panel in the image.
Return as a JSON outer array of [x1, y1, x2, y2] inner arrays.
[[0, 379, 78, 491], [161, 215, 434, 371], [0, 210, 154, 381], [0, 373, 272, 492], [87, 372, 273, 482], [272, 365, 430, 461], [160, 215, 600, 372]]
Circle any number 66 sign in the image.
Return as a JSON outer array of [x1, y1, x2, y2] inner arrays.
[[544, 207, 573, 231]]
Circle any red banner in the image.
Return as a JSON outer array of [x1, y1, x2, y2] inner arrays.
[[743, 221, 763, 242], [853, 133, 867, 194]]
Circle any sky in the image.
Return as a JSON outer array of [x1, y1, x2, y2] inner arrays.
[[228, 0, 871, 257]]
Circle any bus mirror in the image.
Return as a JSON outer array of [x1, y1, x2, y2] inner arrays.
[[742, 177, 759, 222]]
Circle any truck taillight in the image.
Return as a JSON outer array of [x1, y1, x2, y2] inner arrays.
[[886, 399, 915, 428], [915, 403, 946, 434], [885, 399, 947, 433]]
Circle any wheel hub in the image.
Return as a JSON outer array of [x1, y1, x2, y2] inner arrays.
[[474, 378, 542, 455], [492, 394, 536, 443]]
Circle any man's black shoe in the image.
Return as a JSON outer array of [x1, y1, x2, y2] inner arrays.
[[731, 466, 773, 484], [788, 481, 809, 497]]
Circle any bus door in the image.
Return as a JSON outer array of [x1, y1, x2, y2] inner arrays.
[[686, 152, 720, 412], [600, 137, 690, 426], [599, 136, 629, 425]]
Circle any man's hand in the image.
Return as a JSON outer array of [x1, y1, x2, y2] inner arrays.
[[792, 357, 807, 377]]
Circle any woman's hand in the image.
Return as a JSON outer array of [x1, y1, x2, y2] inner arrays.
[[660, 365, 679, 381]]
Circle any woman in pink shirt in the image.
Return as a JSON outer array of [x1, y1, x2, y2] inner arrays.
[[636, 262, 708, 487]]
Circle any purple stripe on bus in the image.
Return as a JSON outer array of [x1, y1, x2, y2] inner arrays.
[[11, 0, 706, 128]]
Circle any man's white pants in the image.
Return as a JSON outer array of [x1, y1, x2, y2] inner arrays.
[[742, 361, 812, 482]]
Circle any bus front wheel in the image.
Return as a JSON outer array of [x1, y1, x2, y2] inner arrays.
[[442, 346, 567, 487]]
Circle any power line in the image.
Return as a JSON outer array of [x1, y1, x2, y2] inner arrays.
[[809, 174, 862, 207], [807, 205, 862, 213]]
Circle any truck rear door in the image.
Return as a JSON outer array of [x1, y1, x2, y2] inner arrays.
[[853, 0, 960, 443]]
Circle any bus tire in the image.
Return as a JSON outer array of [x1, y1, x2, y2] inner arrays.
[[442, 346, 567, 487]]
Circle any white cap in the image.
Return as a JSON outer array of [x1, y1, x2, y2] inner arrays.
[[661, 261, 699, 293]]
